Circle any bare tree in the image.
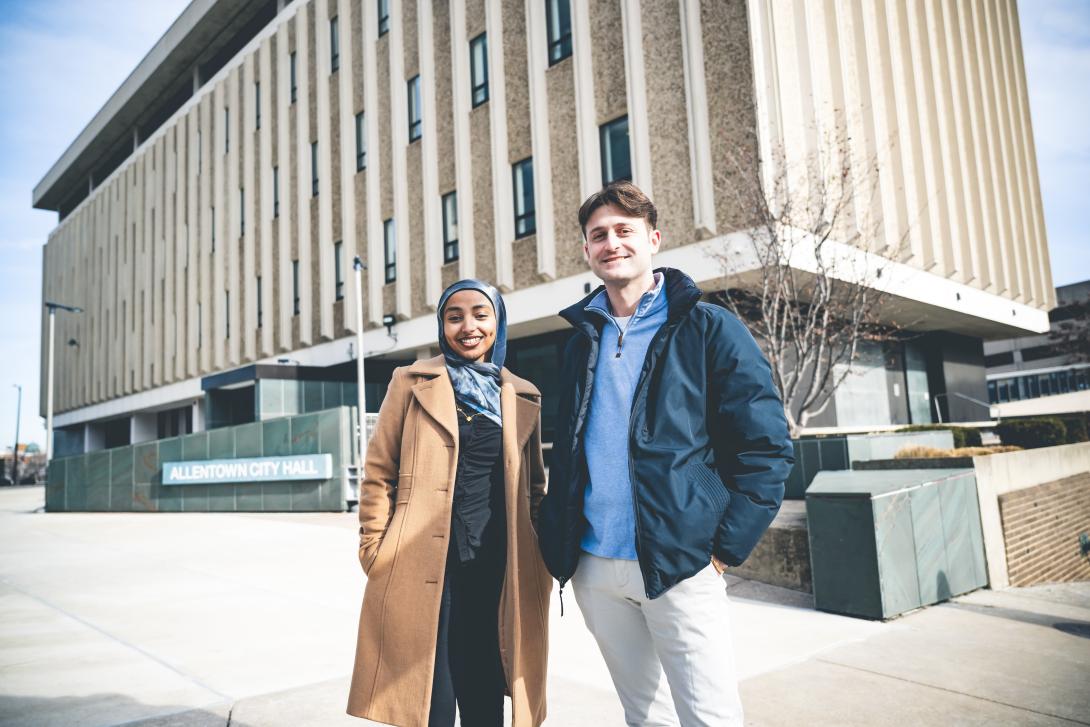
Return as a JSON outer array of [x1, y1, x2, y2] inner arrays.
[[712, 137, 913, 436], [1048, 295, 1090, 361]]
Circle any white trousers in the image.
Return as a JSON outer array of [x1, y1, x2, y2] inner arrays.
[[571, 553, 744, 727]]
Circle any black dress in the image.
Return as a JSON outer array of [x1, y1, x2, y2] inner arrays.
[[428, 406, 507, 727]]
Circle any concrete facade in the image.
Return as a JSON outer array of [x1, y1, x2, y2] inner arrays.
[[37, 0, 1053, 441]]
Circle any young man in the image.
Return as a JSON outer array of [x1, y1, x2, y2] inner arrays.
[[537, 181, 794, 726]]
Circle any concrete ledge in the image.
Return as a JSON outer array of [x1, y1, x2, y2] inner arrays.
[[853, 457, 974, 470], [731, 501, 812, 593], [972, 442, 1090, 589]]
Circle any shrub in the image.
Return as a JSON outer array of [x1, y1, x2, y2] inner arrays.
[[894, 444, 1021, 459], [1059, 415, 1088, 443], [896, 424, 982, 449], [995, 418, 1068, 449]]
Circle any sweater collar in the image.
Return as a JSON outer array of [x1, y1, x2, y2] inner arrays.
[[560, 267, 703, 335]]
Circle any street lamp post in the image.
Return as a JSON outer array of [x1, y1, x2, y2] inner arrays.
[[44, 302, 82, 463], [11, 384, 21, 485], [352, 257, 369, 470]]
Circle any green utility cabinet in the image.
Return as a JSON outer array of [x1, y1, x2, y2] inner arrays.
[[806, 469, 987, 620]]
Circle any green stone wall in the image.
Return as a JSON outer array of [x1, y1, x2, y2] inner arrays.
[[46, 406, 356, 513]]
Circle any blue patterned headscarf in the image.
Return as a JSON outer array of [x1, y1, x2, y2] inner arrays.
[[437, 279, 507, 426]]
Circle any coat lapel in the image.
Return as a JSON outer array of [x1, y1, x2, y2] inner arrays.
[[408, 357, 458, 445]]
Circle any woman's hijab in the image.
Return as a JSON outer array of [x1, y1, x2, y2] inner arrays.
[[437, 279, 507, 426]]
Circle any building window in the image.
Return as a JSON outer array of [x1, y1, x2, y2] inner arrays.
[[442, 191, 459, 263], [290, 52, 298, 103], [197, 302, 202, 348], [311, 141, 319, 196], [384, 218, 396, 283], [378, 0, 389, 36], [355, 112, 367, 171], [257, 276, 263, 328], [407, 75, 422, 142], [335, 241, 345, 300], [330, 16, 340, 72], [600, 116, 631, 184], [197, 128, 202, 174], [512, 158, 536, 238], [292, 260, 300, 315], [273, 166, 280, 217], [211, 206, 216, 251], [470, 33, 489, 107], [225, 291, 230, 339], [239, 188, 245, 236], [224, 107, 230, 153], [547, 0, 572, 65], [254, 82, 261, 129]]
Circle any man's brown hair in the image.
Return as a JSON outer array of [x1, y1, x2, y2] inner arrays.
[[578, 180, 658, 239]]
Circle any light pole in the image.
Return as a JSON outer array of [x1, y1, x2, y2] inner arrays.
[[353, 256, 369, 469], [44, 301, 82, 463], [11, 384, 21, 485]]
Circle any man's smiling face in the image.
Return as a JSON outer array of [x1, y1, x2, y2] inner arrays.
[[583, 203, 661, 286]]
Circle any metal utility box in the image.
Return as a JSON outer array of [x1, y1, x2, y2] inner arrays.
[[806, 469, 987, 620]]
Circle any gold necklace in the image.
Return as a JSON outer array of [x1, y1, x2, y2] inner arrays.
[[455, 405, 482, 423]]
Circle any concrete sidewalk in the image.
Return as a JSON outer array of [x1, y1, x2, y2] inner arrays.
[[1, 485, 1087, 726]]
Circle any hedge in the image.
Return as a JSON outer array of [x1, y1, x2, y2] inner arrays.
[[995, 418, 1068, 449], [896, 424, 983, 449]]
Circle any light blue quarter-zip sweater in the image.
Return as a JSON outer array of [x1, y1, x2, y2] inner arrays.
[[580, 273, 668, 560]]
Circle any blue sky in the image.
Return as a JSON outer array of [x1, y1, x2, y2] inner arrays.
[[0, 0, 1088, 451]]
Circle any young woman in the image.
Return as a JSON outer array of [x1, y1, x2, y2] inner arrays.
[[347, 280, 552, 727]]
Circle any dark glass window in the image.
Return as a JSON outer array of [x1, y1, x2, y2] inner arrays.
[[257, 276, 263, 328], [984, 351, 1014, 368], [355, 112, 366, 171], [600, 116, 631, 184], [335, 241, 344, 300], [292, 260, 300, 315], [546, 0, 572, 65], [273, 166, 280, 217], [330, 16, 340, 72], [512, 158, 536, 238], [407, 75, 422, 142], [239, 188, 245, 236], [224, 107, 230, 153], [470, 33, 489, 107], [254, 82, 261, 129], [442, 192, 459, 263], [311, 141, 319, 196], [384, 219, 397, 283], [378, 0, 390, 36], [290, 52, 298, 102], [225, 291, 230, 339]]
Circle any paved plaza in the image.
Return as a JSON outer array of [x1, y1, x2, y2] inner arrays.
[[1, 485, 1088, 726]]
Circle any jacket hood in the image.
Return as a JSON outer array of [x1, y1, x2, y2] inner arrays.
[[559, 267, 703, 335]]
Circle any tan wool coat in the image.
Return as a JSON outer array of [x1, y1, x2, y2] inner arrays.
[[346, 356, 552, 727]]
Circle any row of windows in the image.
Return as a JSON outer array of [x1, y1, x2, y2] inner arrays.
[[987, 367, 1090, 404]]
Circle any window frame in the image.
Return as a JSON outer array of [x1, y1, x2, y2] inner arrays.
[[330, 15, 340, 72], [600, 115, 632, 185], [470, 33, 489, 107], [442, 191, 459, 263], [378, 0, 390, 36], [334, 241, 345, 300], [355, 111, 367, 171], [546, 0, 573, 65], [407, 75, 422, 142], [383, 218, 397, 283], [512, 158, 536, 239]]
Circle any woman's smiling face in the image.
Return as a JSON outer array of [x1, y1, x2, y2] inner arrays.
[[442, 289, 497, 363]]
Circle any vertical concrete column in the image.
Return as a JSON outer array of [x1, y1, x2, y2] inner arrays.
[[164, 129, 177, 384], [388, 0, 411, 319], [337, 0, 363, 326], [363, 0, 385, 325], [678, 0, 715, 236], [315, 0, 335, 340], [243, 56, 259, 362], [212, 81, 228, 368], [571, 0, 598, 202], [226, 67, 242, 366], [524, 0, 555, 280], [450, 0, 476, 280], [620, 0, 653, 200], [418, 0, 442, 309], [259, 36, 275, 356], [276, 21, 293, 349], [485, 0, 514, 291], [294, 5, 314, 345]]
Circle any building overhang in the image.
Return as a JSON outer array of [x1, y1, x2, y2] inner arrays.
[[32, 0, 273, 213]]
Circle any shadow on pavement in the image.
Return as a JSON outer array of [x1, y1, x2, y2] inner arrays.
[[945, 599, 1090, 632], [0, 693, 249, 727]]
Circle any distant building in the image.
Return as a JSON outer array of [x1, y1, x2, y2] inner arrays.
[[36, 0, 1053, 459], [986, 279, 1090, 417]]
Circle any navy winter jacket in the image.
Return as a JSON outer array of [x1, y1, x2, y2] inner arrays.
[[537, 268, 794, 598]]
